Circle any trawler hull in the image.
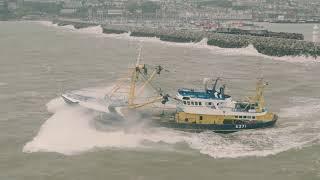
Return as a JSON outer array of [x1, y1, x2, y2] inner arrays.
[[153, 115, 278, 133]]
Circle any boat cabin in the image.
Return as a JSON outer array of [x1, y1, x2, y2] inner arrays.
[[177, 88, 232, 109], [178, 88, 230, 100]]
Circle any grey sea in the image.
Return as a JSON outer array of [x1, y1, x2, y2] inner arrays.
[[0, 21, 320, 180]]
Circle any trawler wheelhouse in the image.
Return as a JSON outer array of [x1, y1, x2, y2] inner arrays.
[[178, 88, 231, 100], [176, 78, 234, 111], [177, 88, 232, 109]]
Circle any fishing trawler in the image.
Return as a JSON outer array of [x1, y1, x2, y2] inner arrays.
[[155, 78, 278, 133], [61, 44, 277, 133]]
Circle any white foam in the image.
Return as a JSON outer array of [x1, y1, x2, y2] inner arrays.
[[108, 34, 319, 64], [77, 25, 103, 34], [196, 37, 208, 46], [46, 97, 67, 113], [187, 125, 317, 158], [96, 32, 319, 64], [23, 97, 185, 155], [61, 24, 76, 30], [23, 84, 320, 158], [36, 21, 58, 27], [199, 43, 319, 64], [35, 21, 319, 64], [184, 96, 320, 158]]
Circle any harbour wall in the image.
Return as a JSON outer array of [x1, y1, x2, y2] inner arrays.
[[215, 28, 304, 40], [53, 19, 320, 59]]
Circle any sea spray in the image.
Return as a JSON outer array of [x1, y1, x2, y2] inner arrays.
[[36, 21, 58, 27], [77, 25, 103, 34], [23, 96, 186, 155], [23, 84, 320, 158]]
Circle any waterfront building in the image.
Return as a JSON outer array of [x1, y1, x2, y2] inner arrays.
[[60, 0, 82, 17], [232, 0, 260, 7], [0, 0, 9, 20], [7, 0, 22, 11], [0, 0, 7, 11]]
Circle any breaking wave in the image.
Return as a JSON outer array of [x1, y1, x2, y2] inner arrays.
[[37, 21, 58, 27], [36, 21, 319, 64], [77, 25, 103, 34], [23, 85, 320, 158]]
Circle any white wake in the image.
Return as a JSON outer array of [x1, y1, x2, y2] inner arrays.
[[23, 85, 320, 158]]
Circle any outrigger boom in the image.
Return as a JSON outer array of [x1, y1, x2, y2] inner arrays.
[[108, 43, 169, 109]]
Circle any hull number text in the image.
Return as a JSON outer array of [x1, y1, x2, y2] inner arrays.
[[235, 124, 247, 129]]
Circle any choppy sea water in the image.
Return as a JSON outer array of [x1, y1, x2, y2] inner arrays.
[[0, 21, 320, 180]]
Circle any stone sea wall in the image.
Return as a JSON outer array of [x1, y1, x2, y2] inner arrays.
[[53, 20, 320, 59], [215, 28, 304, 40]]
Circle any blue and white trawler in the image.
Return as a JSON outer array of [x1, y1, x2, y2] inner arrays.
[[61, 45, 277, 133], [156, 78, 278, 133]]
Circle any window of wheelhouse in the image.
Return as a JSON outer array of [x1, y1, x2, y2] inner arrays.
[[183, 101, 186, 105], [191, 101, 194, 105], [183, 97, 190, 100], [199, 102, 202, 106], [187, 101, 190, 105], [195, 102, 198, 106]]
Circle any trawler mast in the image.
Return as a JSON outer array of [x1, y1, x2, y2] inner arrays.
[[116, 44, 168, 109]]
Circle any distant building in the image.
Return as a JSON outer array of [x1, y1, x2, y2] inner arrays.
[[232, 0, 259, 7], [60, 0, 82, 16], [60, 8, 76, 15], [7, 0, 18, 11], [111, 0, 128, 8], [63, 0, 82, 9], [0, 0, 7, 11], [107, 9, 123, 15]]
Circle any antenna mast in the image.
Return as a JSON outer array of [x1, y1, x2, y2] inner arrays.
[[128, 43, 143, 106]]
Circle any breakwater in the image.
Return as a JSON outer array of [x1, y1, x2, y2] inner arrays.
[[130, 27, 203, 43], [215, 28, 304, 40], [52, 20, 99, 29], [53, 19, 320, 59]]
